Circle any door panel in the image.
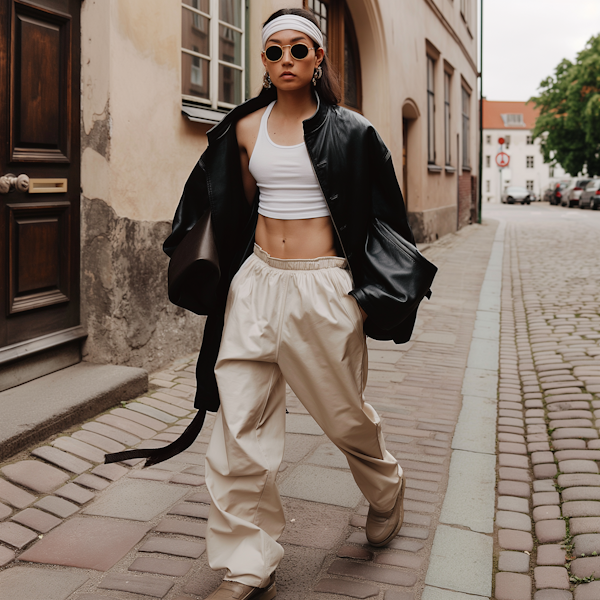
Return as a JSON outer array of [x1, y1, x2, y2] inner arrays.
[[0, 0, 80, 350], [11, 2, 70, 162], [8, 201, 70, 313]]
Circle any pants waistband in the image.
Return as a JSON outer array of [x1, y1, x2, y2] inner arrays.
[[253, 244, 347, 271]]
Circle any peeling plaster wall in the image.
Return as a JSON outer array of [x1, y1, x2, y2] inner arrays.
[[81, 196, 204, 370], [80, 0, 206, 371], [78, 0, 479, 372]]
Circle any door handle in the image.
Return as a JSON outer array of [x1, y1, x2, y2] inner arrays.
[[0, 173, 30, 194]]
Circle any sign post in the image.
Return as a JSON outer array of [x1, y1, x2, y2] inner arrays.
[[496, 138, 509, 202]]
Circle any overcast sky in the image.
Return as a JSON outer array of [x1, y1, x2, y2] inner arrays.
[[481, 0, 600, 102]]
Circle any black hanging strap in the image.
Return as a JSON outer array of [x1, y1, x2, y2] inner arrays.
[[104, 409, 207, 468]]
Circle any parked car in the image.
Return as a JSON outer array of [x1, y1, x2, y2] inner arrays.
[[550, 181, 570, 205], [561, 178, 592, 207], [579, 179, 600, 210], [542, 186, 555, 203], [501, 186, 532, 205]]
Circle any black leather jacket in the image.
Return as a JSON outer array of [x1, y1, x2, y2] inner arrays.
[[165, 90, 417, 411]]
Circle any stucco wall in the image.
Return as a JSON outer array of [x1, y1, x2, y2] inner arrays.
[[79, 0, 479, 370], [373, 0, 479, 236], [81, 0, 206, 370]]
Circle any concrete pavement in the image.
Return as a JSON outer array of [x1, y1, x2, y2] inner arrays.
[[0, 219, 502, 600], [5, 201, 598, 599]]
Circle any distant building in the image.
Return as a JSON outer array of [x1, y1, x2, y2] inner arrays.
[[482, 100, 567, 203]]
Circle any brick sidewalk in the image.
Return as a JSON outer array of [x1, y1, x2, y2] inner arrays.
[[492, 218, 600, 600], [0, 220, 499, 600]]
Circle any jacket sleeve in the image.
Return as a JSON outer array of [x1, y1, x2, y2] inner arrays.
[[349, 128, 417, 324], [366, 127, 415, 246], [163, 160, 210, 258]]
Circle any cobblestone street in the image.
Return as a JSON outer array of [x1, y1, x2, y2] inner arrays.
[[488, 203, 600, 600], [1, 202, 600, 600]]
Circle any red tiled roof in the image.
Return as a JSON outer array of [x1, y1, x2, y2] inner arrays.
[[482, 99, 540, 130]]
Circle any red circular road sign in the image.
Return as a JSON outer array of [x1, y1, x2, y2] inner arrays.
[[498, 137, 505, 145], [496, 152, 510, 168]]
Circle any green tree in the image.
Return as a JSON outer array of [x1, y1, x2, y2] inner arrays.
[[531, 34, 600, 177]]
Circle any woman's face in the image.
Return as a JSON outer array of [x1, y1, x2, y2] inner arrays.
[[262, 29, 324, 92]]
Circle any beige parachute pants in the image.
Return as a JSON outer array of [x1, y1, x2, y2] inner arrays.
[[205, 244, 402, 587]]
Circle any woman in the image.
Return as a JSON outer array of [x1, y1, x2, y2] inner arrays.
[[108, 8, 432, 600]]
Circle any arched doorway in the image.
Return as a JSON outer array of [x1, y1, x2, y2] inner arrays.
[[305, 0, 362, 111], [402, 99, 420, 213]]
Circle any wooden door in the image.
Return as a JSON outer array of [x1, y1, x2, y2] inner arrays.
[[402, 118, 408, 210], [0, 0, 81, 355]]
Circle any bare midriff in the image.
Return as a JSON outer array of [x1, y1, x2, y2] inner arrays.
[[255, 214, 337, 259]]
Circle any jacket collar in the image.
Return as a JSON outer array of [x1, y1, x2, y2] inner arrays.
[[206, 90, 329, 142]]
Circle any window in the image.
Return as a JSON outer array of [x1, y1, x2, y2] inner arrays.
[[305, 0, 362, 110], [485, 155, 490, 168], [501, 113, 524, 126], [486, 180, 490, 193], [526, 135, 533, 145], [486, 135, 491, 145], [427, 56, 435, 164], [461, 86, 470, 168], [526, 156, 534, 168], [526, 180, 534, 191], [182, 0, 245, 109], [549, 166, 555, 178], [444, 72, 451, 165], [504, 135, 511, 150], [460, 0, 471, 25]]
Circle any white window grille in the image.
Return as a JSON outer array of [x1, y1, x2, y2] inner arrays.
[[501, 113, 525, 127], [526, 156, 534, 168], [526, 135, 534, 145], [461, 87, 470, 168], [444, 72, 451, 166], [182, 0, 245, 110], [526, 180, 534, 191], [427, 56, 436, 164], [486, 135, 491, 145], [485, 155, 490, 168]]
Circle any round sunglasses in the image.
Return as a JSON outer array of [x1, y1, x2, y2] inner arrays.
[[263, 43, 315, 62]]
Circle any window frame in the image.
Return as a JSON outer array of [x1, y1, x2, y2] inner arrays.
[[427, 55, 436, 165], [461, 86, 470, 169], [526, 156, 534, 168], [181, 0, 246, 112], [444, 71, 451, 166]]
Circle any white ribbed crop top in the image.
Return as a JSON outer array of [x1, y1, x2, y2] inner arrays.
[[249, 101, 330, 220]]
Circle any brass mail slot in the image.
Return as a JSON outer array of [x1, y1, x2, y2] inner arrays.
[[28, 178, 68, 194]]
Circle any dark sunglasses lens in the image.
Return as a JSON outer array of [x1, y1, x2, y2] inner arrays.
[[291, 44, 310, 59], [265, 46, 283, 61]]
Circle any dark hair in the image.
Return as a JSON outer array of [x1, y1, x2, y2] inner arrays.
[[260, 8, 341, 106]]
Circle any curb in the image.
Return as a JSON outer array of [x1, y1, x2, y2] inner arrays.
[[422, 220, 506, 599], [0, 362, 148, 462]]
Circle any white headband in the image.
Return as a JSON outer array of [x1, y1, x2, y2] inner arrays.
[[262, 15, 324, 50]]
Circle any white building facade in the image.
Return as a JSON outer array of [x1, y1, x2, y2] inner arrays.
[[482, 100, 566, 203]]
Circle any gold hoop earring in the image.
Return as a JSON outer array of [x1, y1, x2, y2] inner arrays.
[[263, 71, 272, 89], [312, 66, 323, 86]]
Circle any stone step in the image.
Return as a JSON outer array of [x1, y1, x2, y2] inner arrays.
[[0, 362, 147, 461]]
